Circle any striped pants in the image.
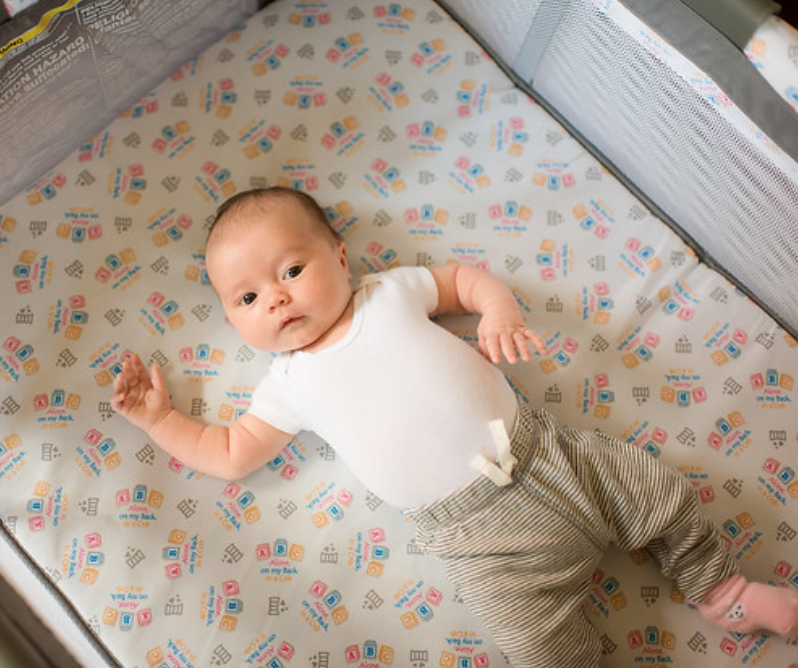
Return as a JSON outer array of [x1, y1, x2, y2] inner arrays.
[[405, 405, 738, 667]]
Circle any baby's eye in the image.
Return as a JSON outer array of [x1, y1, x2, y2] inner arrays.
[[283, 265, 303, 280], [240, 293, 257, 306]]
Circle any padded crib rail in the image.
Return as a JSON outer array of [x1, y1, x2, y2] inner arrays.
[[441, 0, 798, 339], [0, 0, 265, 209]]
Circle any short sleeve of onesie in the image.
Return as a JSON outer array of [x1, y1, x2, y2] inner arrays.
[[248, 355, 306, 435]]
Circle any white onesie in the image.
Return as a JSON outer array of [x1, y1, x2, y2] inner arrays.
[[248, 266, 519, 508]]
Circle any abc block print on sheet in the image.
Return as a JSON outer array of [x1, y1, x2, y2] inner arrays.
[[1, 0, 798, 667]]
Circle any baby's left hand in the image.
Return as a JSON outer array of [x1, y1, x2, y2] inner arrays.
[[478, 314, 546, 364]]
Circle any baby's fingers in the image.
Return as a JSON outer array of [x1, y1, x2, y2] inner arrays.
[[111, 363, 136, 410], [500, 332, 520, 364], [481, 327, 546, 364], [512, 331, 532, 362], [480, 332, 502, 364], [111, 357, 148, 405], [112, 366, 127, 393], [131, 354, 153, 386], [504, 329, 546, 364], [110, 379, 126, 411], [503, 331, 538, 364], [524, 329, 546, 356], [150, 363, 167, 394]]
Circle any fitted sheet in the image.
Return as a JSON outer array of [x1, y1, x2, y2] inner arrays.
[[746, 14, 798, 113], [1, 0, 797, 666]]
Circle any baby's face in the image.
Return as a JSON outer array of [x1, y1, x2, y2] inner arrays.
[[206, 206, 352, 353]]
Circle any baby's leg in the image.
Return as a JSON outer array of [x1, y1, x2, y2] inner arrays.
[[552, 426, 739, 603], [697, 573, 798, 638], [565, 427, 798, 639], [437, 543, 604, 668]]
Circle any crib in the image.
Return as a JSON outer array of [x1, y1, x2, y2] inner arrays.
[[1, 0, 798, 666]]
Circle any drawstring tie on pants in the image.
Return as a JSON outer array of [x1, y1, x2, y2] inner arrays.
[[470, 419, 517, 486]]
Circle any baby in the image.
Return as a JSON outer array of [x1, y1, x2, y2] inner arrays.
[[112, 187, 798, 667]]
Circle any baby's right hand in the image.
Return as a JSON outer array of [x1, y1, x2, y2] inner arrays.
[[110, 353, 173, 434]]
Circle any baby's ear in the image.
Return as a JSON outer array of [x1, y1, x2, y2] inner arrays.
[[337, 241, 352, 278]]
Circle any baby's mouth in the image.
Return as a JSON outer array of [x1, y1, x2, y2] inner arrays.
[[280, 316, 302, 330]]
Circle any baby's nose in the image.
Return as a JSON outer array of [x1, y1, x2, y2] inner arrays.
[[268, 289, 289, 310]]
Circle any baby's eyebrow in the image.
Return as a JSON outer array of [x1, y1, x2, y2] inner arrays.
[[281, 244, 310, 258], [215, 282, 247, 304]]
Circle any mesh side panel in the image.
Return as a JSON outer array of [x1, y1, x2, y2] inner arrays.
[[474, 0, 798, 332], [437, 0, 542, 64]]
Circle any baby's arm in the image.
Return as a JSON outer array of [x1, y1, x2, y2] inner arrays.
[[430, 262, 545, 364], [111, 353, 293, 479]]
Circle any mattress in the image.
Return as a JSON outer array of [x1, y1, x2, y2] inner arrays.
[[1, 0, 797, 666]]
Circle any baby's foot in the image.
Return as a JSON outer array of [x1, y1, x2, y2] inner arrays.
[[698, 574, 798, 638]]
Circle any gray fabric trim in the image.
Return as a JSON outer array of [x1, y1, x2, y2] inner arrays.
[[680, 0, 780, 49], [512, 0, 569, 82], [623, 0, 798, 164]]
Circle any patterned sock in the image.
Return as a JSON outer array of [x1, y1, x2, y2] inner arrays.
[[697, 574, 798, 638]]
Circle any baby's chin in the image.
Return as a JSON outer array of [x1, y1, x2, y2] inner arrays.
[[246, 339, 312, 355]]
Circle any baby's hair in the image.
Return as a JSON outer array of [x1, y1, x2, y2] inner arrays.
[[208, 186, 341, 249]]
